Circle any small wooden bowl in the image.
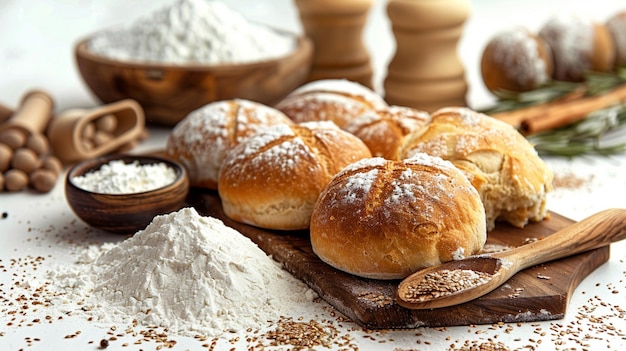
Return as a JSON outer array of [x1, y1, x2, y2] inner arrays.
[[65, 154, 189, 234], [74, 33, 313, 126]]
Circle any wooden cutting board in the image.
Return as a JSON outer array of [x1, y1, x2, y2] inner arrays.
[[186, 190, 609, 329]]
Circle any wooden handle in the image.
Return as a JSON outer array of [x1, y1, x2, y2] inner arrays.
[[498, 208, 626, 270], [0, 90, 54, 135]]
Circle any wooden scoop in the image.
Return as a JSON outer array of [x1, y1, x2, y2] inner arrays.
[[397, 208, 626, 309]]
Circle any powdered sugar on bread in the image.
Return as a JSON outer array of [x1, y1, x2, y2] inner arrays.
[[218, 121, 371, 230], [166, 99, 292, 189], [276, 79, 388, 128]]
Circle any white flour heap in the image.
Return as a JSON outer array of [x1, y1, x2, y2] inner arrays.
[[71, 160, 177, 194], [50, 207, 317, 336], [88, 0, 296, 64]]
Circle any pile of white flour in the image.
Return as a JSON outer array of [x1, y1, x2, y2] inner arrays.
[[49, 207, 317, 337], [87, 0, 296, 64]]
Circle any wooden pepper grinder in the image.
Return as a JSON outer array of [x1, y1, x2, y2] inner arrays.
[[294, 0, 374, 89], [384, 0, 470, 112]]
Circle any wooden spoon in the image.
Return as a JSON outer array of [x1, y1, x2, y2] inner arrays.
[[397, 208, 626, 309]]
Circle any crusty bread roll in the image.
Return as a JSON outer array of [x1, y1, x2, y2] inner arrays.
[[399, 107, 553, 231], [218, 121, 372, 230], [539, 14, 615, 82], [165, 99, 293, 189], [480, 26, 553, 93], [607, 11, 626, 67], [310, 155, 487, 280], [343, 105, 430, 160], [275, 79, 388, 129]]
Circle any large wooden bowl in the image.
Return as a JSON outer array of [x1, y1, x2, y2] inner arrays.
[[65, 154, 189, 234], [74, 33, 313, 126]]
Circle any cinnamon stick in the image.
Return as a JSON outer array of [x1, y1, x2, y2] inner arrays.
[[490, 88, 586, 128], [520, 83, 626, 135], [490, 83, 626, 135]]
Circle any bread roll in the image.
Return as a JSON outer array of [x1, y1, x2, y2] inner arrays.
[[275, 79, 388, 128], [399, 107, 553, 231], [539, 14, 615, 82], [165, 99, 293, 189], [343, 106, 430, 160], [310, 155, 486, 280], [480, 26, 553, 93], [218, 121, 372, 230], [607, 11, 626, 67]]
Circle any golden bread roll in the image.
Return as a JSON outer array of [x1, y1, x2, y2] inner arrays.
[[165, 99, 293, 189], [480, 26, 553, 93], [539, 14, 615, 81], [607, 11, 626, 67], [275, 79, 388, 128], [310, 155, 487, 280], [399, 107, 553, 231], [343, 105, 430, 160], [218, 121, 372, 230]]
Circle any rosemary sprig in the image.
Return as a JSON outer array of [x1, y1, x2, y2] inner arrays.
[[586, 66, 626, 95], [480, 66, 626, 114], [527, 102, 626, 157], [480, 66, 626, 156], [480, 81, 579, 114]]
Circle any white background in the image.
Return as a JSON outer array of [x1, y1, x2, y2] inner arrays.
[[2, 0, 626, 350]]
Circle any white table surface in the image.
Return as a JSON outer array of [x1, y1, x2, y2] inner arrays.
[[2, 0, 626, 350]]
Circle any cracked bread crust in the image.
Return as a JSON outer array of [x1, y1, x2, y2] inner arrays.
[[309, 155, 486, 280], [166, 99, 293, 189], [399, 107, 553, 231], [218, 121, 372, 230], [276, 79, 388, 128]]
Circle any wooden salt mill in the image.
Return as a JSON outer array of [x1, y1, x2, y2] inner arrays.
[[294, 0, 374, 89], [384, 0, 470, 112]]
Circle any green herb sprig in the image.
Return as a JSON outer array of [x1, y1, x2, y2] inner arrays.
[[527, 102, 626, 157], [480, 67, 626, 156]]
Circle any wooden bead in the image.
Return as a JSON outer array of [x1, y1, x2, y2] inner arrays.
[[30, 168, 58, 193], [11, 148, 41, 173], [41, 155, 63, 176], [4, 169, 29, 191], [95, 114, 118, 133], [0, 129, 27, 149], [0, 143, 13, 172], [26, 133, 50, 156], [93, 130, 114, 146], [82, 122, 96, 140]]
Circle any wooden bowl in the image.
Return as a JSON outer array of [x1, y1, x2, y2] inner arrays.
[[65, 154, 189, 234], [74, 33, 313, 127]]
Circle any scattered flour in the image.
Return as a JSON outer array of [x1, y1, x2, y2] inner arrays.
[[48, 207, 317, 337], [87, 0, 296, 64]]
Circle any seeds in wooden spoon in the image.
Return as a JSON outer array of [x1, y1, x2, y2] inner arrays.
[[402, 269, 493, 302]]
